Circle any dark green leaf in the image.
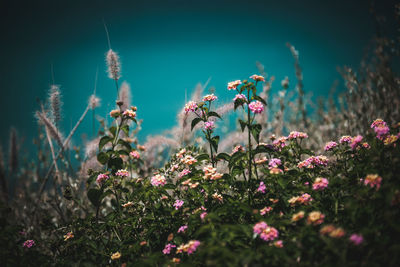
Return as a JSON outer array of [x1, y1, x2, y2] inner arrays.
[[239, 119, 247, 132], [216, 152, 231, 162], [250, 124, 262, 144], [211, 135, 220, 152], [196, 153, 210, 161], [99, 136, 113, 151], [121, 124, 129, 136], [87, 188, 102, 207], [191, 117, 203, 131], [108, 157, 123, 171], [253, 95, 267, 105], [97, 152, 109, 165], [208, 111, 221, 119], [109, 126, 117, 137]]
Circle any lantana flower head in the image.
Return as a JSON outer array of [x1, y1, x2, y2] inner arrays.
[[115, 169, 129, 177], [163, 243, 176, 255], [253, 222, 279, 242], [64, 231, 74, 241], [129, 150, 140, 159], [250, 74, 265, 82], [181, 155, 197, 165], [184, 101, 198, 114], [96, 173, 109, 185], [339, 135, 352, 144], [178, 225, 188, 233], [312, 177, 329, 191], [324, 141, 338, 151], [363, 174, 382, 190], [173, 199, 184, 210], [123, 109, 136, 119], [23, 239, 35, 248], [204, 121, 215, 131], [350, 135, 363, 150], [227, 80, 242, 90], [297, 155, 328, 169], [273, 136, 287, 149], [233, 93, 247, 102], [178, 169, 191, 178], [232, 145, 245, 153], [248, 100, 264, 114], [176, 240, 201, 254], [110, 109, 120, 118], [274, 240, 284, 248], [349, 234, 364, 245], [291, 211, 305, 222], [257, 181, 266, 193], [287, 131, 308, 140], [260, 206, 273, 215], [307, 211, 325, 225], [269, 158, 282, 168], [202, 94, 217, 102], [110, 252, 121, 260], [151, 174, 167, 187]]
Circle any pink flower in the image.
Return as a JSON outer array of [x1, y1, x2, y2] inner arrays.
[[350, 135, 363, 150], [200, 212, 208, 221], [178, 169, 191, 178], [363, 174, 382, 190], [349, 234, 364, 245], [115, 169, 129, 177], [227, 80, 242, 90], [374, 125, 390, 140], [370, 118, 387, 129], [163, 243, 176, 254], [260, 206, 273, 215], [204, 121, 215, 131], [312, 177, 329, 191], [268, 158, 281, 168], [173, 199, 184, 210], [324, 141, 338, 151], [96, 173, 109, 185], [123, 109, 136, 119], [297, 155, 328, 169], [23, 239, 35, 248], [129, 151, 140, 159], [151, 174, 167, 187], [250, 74, 265, 82], [178, 225, 188, 233], [233, 94, 247, 102], [248, 101, 264, 114], [232, 145, 245, 153], [257, 181, 267, 193], [177, 240, 201, 254], [253, 222, 279, 242], [339, 135, 352, 144], [274, 240, 284, 248], [202, 94, 217, 102], [273, 136, 287, 149], [307, 211, 325, 225], [287, 131, 308, 140], [184, 101, 198, 114]]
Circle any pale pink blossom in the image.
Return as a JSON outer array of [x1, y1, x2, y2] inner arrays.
[[248, 100, 264, 114], [227, 80, 242, 90]]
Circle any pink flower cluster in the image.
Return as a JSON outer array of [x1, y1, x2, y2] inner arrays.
[[250, 74, 265, 82], [257, 181, 266, 193], [312, 177, 329, 191], [232, 145, 245, 153], [273, 136, 287, 149], [178, 225, 188, 233], [151, 174, 167, 187], [204, 121, 215, 131], [248, 100, 264, 114], [350, 135, 363, 150], [268, 158, 281, 168], [178, 169, 191, 178], [23, 239, 35, 248], [129, 150, 140, 159], [287, 131, 308, 140], [181, 155, 197, 165], [202, 94, 217, 102], [349, 234, 364, 245], [96, 173, 109, 185], [371, 119, 389, 140], [123, 109, 136, 119], [253, 222, 279, 242], [233, 94, 247, 102], [115, 169, 129, 177], [288, 193, 313, 206], [177, 240, 201, 254], [173, 199, 184, 210], [184, 101, 198, 114], [163, 243, 176, 254], [203, 165, 223, 180], [363, 174, 382, 190], [324, 141, 338, 151], [260, 206, 273, 215], [297, 155, 328, 169], [307, 211, 325, 225], [200, 212, 208, 221], [339, 135, 352, 144], [227, 80, 242, 90]]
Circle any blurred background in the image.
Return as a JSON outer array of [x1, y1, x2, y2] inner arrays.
[[0, 0, 397, 153]]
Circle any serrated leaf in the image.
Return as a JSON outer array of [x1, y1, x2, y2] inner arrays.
[[191, 117, 203, 131], [97, 152, 109, 165]]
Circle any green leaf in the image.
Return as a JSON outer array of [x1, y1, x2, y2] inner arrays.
[[118, 139, 132, 150], [234, 98, 245, 110], [253, 95, 267, 105], [196, 153, 210, 161], [216, 152, 231, 162], [121, 124, 129, 136], [211, 135, 220, 152], [250, 124, 262, 144], [231, 165, 243, 177], [239, 119, 247, 132], [97, 152, 109, 165], [191, 117, 203, 131], [109, 126, 117, 137], [208, 111, 221, 119], [99, 136, 112, 151], [108, 157, 123, 171], [87, 188, 102, 207]]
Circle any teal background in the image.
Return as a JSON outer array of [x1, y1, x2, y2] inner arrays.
[[0, 0, 395, 154]]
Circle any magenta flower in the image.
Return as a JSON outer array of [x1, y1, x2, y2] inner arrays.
[[115, 169, 129, 177], [200, 212, 208, 221], [339, 135, 352, 144], [204, 121, 215, 131], [349, 234, 364, 245], [151, 174, 167, 187], [129, 151, 140, 159], [324, 141, 338, 151], [178, 169, 191, 178], [273, 136, 287, 149], [298, 155, 328, 169], [350, 135, 363, 150], [96, 173, 109, 185], [257, 181, 266, 193], [253, 222, 279, 242], [178, 225, 188, 233], [248, 100, 264, 114], [312, 177, 329, 191], [173, 199, 184, 210], [287, 131, 308, 140], [233, 94, 247, 102], [260, 206, 273, 215], [162, 243, 176, 254], [363, 174, 382, 190], [184, 101, 198, 114], [268, 158, 282, 168], [23, 239, 35, 248]]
